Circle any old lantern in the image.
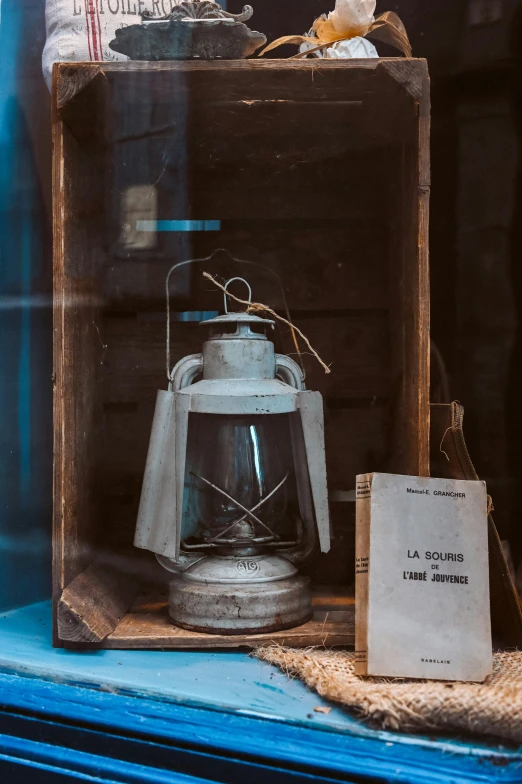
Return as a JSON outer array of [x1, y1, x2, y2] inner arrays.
[[135, 279, 330, 634]]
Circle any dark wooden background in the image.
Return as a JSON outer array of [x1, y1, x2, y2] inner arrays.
[[227, 0, 522, 571], [5, 0, 522, 606]]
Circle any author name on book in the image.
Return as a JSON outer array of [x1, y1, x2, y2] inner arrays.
[[407, 487, 466, 498]]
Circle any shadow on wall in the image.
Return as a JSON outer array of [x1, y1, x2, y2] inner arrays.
[[0, 0, 52, 610]]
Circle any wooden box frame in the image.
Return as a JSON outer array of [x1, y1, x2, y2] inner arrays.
[[53, 59, 430, 648]]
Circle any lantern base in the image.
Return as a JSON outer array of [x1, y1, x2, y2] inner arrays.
[[168, 557, 312, 634]]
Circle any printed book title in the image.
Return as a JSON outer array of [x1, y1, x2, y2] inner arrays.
[[403, 549, 469, 584]]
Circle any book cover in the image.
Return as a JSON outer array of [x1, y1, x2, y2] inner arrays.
[[355, 473, 492, 681]]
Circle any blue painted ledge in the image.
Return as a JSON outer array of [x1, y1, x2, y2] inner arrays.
[[0, 603, 521, 783]]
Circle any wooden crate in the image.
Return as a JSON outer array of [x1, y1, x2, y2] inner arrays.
[[53, 59, 430, 649]]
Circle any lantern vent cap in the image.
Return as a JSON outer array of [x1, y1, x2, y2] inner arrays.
[[200, 312, 275, 328]]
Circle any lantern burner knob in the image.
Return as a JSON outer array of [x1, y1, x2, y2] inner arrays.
[[231, 519, 256, 539]]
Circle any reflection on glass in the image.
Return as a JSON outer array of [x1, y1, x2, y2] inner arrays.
[[184, 414, 288, 542]]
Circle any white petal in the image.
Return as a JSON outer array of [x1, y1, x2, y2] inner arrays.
[[329, 0, 376, 34], [325, 36, 378, 59]]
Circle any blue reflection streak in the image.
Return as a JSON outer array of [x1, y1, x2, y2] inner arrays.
[[136, 220, 221, 232], [0, 0, 51, 609], [17, 225, 31, 494]]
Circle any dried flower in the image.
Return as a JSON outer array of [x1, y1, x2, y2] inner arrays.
[[329, 0, 376, 36], [313, 0, 376, 44], [259, 1, 411, 60]]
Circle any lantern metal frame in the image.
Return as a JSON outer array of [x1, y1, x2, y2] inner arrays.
[[134, 287, 330, 634]]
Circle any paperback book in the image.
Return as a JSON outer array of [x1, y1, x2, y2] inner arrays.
[[355, 473, 492, 681]]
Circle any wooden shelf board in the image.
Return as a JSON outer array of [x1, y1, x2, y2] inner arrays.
[[105, 587, 355, 650]]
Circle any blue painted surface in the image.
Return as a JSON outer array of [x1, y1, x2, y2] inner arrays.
[[0, 601, 522, 784], [0, 1, 520, 780], [0, 664, 521, 783], [0, 601, 356, 731], [0, 0, 52, 612]]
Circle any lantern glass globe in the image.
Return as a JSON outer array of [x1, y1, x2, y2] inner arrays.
[[184, 413, 290, 546]]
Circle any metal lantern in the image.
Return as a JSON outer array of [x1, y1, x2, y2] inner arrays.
[[135, 279, 330, 634]]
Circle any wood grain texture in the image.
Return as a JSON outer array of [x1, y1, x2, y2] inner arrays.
[[52, 102, 105, 645], [188, 151, 387, 221], [58, 562, 140, 644], [52, 83, 64, 648], [57, 59, 423, 154], [106, 615, 354, 649], [105, 587, 354, 649], [416, 60, 432, 477], [53, 120, 98, 648], [379, 59, 426, 101], [100, 403, 389, 483], [54, 63, 102, 109], [53, 59, 430, 648], [101, 312, 390, 405], [104, 220, 389, 312], [384, 61, 430, 478]]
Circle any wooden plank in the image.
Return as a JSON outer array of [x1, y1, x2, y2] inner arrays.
[[104, 146, 388, 224], [93, 57, 409, 110], [56, 59, 421, 159], [324, 406, 389, 489], [55, 63, 103, 109], [415, 61, 431, 477], [52, 93, 65, 649], [98, 406, 389, 483], [191, 99, 365, 137], [53, 59, 430, 649], [385, 61, 431, 478], [105, 587, 354, 649], [52, 102, 106, 645], [56, 65, 108, 150], [106, 615, 353, 649], [102, 316, 200, 405], [103, 220, 389, 312], [304, 503, 356, 587], [101, 313, 390, 404], [380, 60, 426, 102], [58, 561, 140, 644], [292, 314, 390, 401], [189, 151, 386, 221]]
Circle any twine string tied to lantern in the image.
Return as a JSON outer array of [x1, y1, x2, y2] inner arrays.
[[164, 249, 304, 382], [202, 271, 331, 375]]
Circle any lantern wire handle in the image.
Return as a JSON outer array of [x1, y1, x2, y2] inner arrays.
[[165, 248, 304, 382], [223, 277, 252, 314]]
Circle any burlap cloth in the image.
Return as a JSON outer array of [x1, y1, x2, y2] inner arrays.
[[254, 647, 522, 744]]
